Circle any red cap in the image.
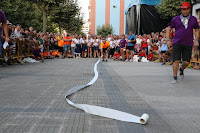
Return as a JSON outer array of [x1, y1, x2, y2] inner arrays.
[[180, 2, 192, 9]]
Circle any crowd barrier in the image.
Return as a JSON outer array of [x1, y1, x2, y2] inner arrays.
[[0, 38, 34, 65]]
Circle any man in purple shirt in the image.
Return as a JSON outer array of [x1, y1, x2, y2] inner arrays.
[[166, 2, 199, 84], [119, 35, 127, 61], [0, 10, 9, 56]]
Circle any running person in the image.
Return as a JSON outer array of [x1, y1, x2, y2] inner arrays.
[[101, 38, 110, 62], [166, 2, 199, 84]]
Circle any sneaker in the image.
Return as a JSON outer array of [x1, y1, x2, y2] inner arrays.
[[162, 63, 166, 65], [172, 76, 178, 84], [42, 60, 44, 63], [102, 59, 105, 61], [62, 57, 65, 59], [125, 59, 129, 62], [129, 59, 133, 62], [179, 68, 184, 79], [4, 56, 8, 62], [106, 60, 108, 62]]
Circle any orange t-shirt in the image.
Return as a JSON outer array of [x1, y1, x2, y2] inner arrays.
[[52, 51, 59, 56], [63, 36, 72, 45], [57, 37, 64, 47], [42, 52, 48, 57], [101, 41, 110, 48]]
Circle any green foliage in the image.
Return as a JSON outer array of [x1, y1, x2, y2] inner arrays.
[[0, 0, 43, 31], [50, 0, 83, 34], [0, 0, 84, 33], [96, 25, 114, 38], [156, 0, 191, 19]]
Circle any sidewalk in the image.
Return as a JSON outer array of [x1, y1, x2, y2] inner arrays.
[[0, 59, 199, 133]]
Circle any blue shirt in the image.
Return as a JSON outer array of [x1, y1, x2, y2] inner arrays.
[[161, 39, 168, 51], [127, 34, 136, 46]]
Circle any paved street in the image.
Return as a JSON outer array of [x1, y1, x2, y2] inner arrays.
[[0, 59, 200, 133]]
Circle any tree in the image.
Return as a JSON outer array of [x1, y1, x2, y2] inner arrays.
[[26, 0, 65, 33], [50, 0, 83, 34], [156, 0, 191, 19], [96, 25, 114, 38], [0, 0, 43, 31]]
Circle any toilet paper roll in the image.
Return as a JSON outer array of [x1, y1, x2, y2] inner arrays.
[[65, 58, 149, 124]]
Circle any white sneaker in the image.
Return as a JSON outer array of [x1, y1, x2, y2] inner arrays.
[[4, 56, 8, 62], [172, 78, 178, 84], [129, 59, 133, 62], [125, 59, 129, 62]]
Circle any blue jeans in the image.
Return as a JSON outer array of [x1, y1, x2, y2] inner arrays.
[[71, 47, 75, 56], [142, 47, 148, 56], [64, 45, 71, 52]]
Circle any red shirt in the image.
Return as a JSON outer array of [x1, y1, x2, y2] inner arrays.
[[113, 53, 120, 58], [142, 38, 148, 48], [148, 53, 153, 61], [139, 52, 146, 57]]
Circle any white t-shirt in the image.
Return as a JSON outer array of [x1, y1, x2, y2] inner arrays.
[[14, 29, 21, 38], [81, 40, 86, 44], [107, 37, 112, 42], [136, 38, 142, 45], [93, 39, 99, 46], [110, 41, 115, 49], [71, 38, 76, 47], [75, 39, 81, 44]]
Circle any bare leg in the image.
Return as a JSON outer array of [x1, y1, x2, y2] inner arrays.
[[173, 60, 180, 76], [181, 61, 190, 70]]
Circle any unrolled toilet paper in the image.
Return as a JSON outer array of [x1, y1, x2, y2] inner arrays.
[[65, 58, 149, 124]]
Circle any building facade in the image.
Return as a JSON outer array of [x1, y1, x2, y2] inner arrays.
[[88, 0, 133, 35]]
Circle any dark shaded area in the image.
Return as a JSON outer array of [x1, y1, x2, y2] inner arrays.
[[126, 5, 171, 35]]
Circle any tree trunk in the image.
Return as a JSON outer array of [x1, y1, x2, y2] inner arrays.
[[59, 24, 62, 34], [43, 10, 47, 33]]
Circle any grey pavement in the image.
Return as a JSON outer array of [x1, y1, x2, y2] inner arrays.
[[0, 58, 199, 133]]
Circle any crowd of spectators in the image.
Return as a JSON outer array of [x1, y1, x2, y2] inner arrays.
[[0, 10, 200, 69]]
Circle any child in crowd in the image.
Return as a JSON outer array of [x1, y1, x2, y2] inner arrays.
[[52, 49, 62, 58], [42, 49, 51, 59], [138, 49, 146, 57], [33, 44, 44, 62], [148, 50, 154, 61], [113, 51, 120, 61], [67, 50, 73, 58]]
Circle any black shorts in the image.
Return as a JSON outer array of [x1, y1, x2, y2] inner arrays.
[[127, 46, 134, 50], [103, 48, 108, 53], [173, 44, 192, 62], [161, 51, 167, 54], [58, 46, 63, 52]]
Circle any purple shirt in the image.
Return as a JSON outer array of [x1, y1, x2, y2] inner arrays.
[[0, 10, 7, 36], [168, 15, 199, 46], [120, 39, 127, 48]]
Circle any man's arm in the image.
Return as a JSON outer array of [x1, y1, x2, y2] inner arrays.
[[194, 28, 199, 47], [2, 23, 9, 42]]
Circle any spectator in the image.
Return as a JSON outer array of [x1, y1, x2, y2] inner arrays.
[[119, 35, 127, 61], [101, 38, 110, 62], [33, 44, 44, 62], [148, 50, 153, 61], [113, 51, 120, 61], [125, 31, 136, 62], [63, 33, 72, 58]]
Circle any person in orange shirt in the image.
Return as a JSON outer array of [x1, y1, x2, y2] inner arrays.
[[62, 33, 72, 59], [52, 49, 62, 58], [57, 35, 64, 54], [101, 38, 110, 62]]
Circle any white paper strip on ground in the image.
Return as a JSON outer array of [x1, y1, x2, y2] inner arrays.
[[65, 58, 149, 124]]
